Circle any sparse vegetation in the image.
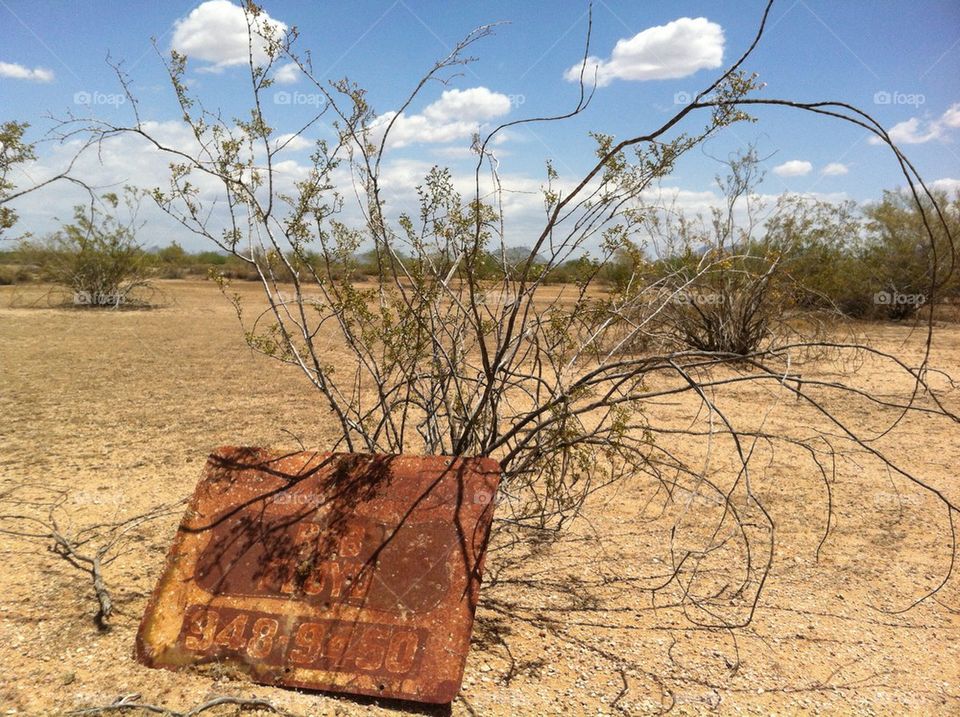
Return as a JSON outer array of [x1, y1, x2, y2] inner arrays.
[[1, 0, 958, 714], [19, 188, 152, 307], [0, 120, 36, 239], [49, 0, 956, 623], [860, 188, 960, 319]]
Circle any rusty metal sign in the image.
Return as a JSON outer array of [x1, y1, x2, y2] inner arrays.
[[136, 447, 501, 704]]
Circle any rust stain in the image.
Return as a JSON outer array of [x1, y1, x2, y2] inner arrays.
[[136, 447, 501, 704]]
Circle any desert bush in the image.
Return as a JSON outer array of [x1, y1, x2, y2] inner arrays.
[[67, 0, 958, 627], [150, 241, 189, 278], [0, 121, 35, 239], [131, 30, 759, 532], [0, 265, 18, 285], [193, 250, 228, 266], [763, 193, 864, 313], [642, 149, 815, 354], [596, 244, 645, 290], [96, 243, 233, 280], [155, 240, 189, 267], [642, 154, 954, 348], [544, 255, 600, 285], [858, 189, 959, 319], [21, 188, 152, 307], [0, 247, 33, 284]]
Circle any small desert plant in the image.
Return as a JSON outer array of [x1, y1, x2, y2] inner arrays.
[[642, 149, 810, 354], [0, 261, 32, 285], [0, 120, 36, 239], [859, 189, 959, 320], [22, 188, 152, 307], [763, 193, 864, 314]]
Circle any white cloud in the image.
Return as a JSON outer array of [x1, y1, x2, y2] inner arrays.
[[772, 160, 813, 177], [930, 178, 960, 195], [270, 159, 312, 182], [433, 146, 482, 160], [171, 0, 288, 72], [5, 119, 320, 249], [370, 87, 513, 148], [821, 162, 849, 176], [274, 62, 299, 84], [564, 17, 724, 87], [0, 61, 54, 82], [885, 117, 942, 144], [940, 103, 960, 129], [271, 133, 312, 152], [870, 103, 960, 145], [422, 87, 511, 122]]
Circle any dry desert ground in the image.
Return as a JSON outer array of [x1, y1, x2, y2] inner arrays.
[[1, 280, 958, 716]]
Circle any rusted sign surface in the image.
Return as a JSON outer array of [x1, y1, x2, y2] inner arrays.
[[136, 447, 501, 704]]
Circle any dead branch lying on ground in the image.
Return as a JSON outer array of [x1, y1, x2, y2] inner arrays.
[[68, 694, 299, 717], [0, 484, 184, 629]]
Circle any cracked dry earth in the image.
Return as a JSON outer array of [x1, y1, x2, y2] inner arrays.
[[1, 280, 958, 716]]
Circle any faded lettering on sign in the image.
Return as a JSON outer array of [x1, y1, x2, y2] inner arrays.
[[136, 448, 500, 704]]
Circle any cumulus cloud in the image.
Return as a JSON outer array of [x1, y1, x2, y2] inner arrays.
[[564, 17, 723, 87], [433, 131, 514, 160], [772, 160, 813, 177], [885, 117, 942, 144], [821, 162, 849, 176], [370, 87, 512, 148], [274, 62, 299, 84], [171, 0, 288, 72], [941, 103, 960, 129], [870, 102, 960, 145], [930, 178, 960, 195], [0, 61, 54, 82], [423, 87, 511, 122], [5, 119, 320, 248], [271, 133, 313, 152]]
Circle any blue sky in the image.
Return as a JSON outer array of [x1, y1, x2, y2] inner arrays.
[[1, 0, 958, 250]]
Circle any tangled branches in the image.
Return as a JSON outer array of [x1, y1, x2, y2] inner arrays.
[[69, 694, 298, 717], [53, 0, 959, 628]]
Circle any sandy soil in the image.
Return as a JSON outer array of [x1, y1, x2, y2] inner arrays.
[[1, 280, 958, 716]]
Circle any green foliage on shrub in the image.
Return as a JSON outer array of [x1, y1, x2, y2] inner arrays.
[[857, 189, 959, 319], [20, 189, 151, 306], [0, 121, 36, 239]]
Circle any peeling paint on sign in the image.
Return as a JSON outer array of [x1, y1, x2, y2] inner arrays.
[[136, 447, 501, 704]]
